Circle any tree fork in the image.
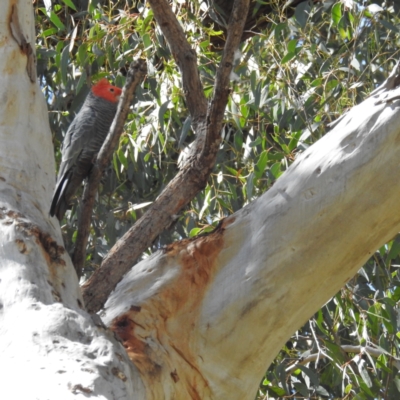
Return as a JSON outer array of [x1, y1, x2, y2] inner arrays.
[[82, 0, 251, 313]]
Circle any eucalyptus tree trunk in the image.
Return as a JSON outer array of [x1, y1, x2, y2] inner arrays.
[[0, 1, 141, 398], [2, 0, 400, 400]]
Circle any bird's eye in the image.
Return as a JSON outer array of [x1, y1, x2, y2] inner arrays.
[[110, 88, 115, 92]]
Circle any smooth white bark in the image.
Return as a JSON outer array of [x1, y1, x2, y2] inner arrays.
[[0, 1, 143, 398]]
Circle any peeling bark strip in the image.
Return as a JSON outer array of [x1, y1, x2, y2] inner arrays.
[[9, 5, 36, 83], [82, 0, 251, 314], [72, 60, 147, 278]]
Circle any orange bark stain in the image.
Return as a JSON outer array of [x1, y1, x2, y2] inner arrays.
[[111, 313, 161, 377], [109, 216, 236, 398]]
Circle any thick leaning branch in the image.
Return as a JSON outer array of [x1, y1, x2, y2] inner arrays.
[[100, 65, 400, 399], [82, 0, 250, 313], [72, 60, 147, 278]]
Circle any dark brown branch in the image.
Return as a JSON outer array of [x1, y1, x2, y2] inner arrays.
[[202, 1, 249, 159], [82, 0, 250, 313], [146, 0, 208, 126], [72, 60, 147, 278]]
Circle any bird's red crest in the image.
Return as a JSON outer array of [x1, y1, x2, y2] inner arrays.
[[91, 78, 122, 103]]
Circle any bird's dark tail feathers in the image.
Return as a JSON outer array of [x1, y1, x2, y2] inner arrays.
[[50, 176, 69, 220]]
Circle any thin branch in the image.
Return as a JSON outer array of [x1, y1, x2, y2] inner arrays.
[[285, 345, 400, 374], [309, 320, 334, 370], [370, 59, 400, 98], [82, 0, 250, 313], [203, 1, 249, 155], [72, 60, 147, 278], [146, 0, 208, 125]]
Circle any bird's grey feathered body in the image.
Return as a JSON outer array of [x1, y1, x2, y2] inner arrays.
[[50, 81, 121, 220]]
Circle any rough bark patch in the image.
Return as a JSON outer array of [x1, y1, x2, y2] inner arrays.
[[111, 313, 162, 378], [1, 207, 67, 297], [16, 221, 65, 267]]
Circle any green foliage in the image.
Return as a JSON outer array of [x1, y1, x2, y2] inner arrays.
[[35, 0, 400, 398], [258, 248, 400, 399]]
